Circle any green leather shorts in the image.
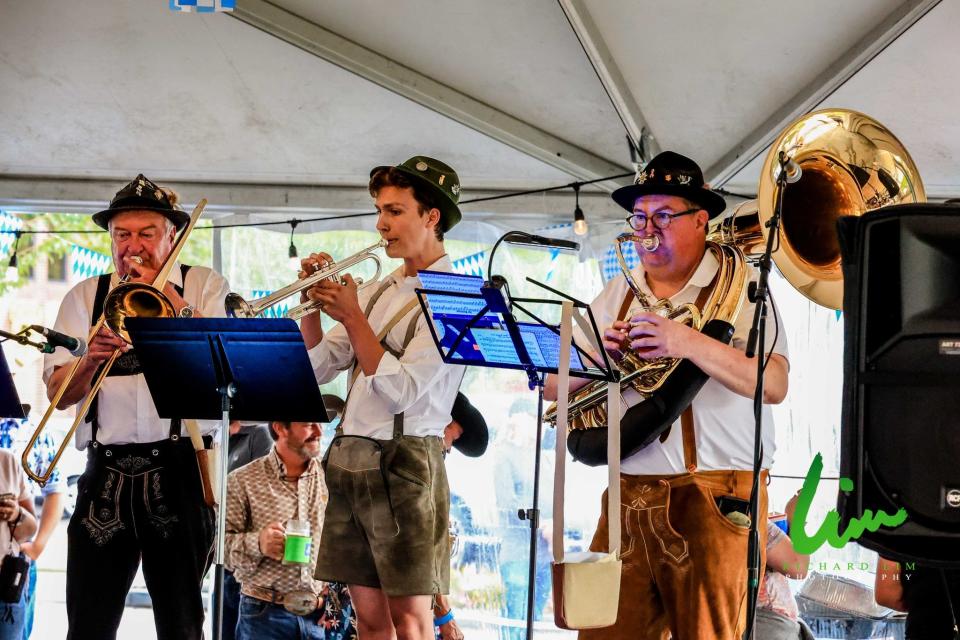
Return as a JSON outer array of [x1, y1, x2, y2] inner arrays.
[[315, 433, 450, 596]]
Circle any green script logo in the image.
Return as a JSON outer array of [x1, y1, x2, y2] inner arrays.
[[790, 453, 907, 555]]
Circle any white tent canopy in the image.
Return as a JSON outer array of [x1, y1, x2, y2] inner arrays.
[[1, 0, 956, 240]]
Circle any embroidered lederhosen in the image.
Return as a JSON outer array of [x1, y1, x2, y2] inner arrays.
[[580, 274, 771, 640], [78, 264, 201, 545]]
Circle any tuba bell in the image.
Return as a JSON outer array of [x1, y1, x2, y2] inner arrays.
[[547, 108, 924, 437]]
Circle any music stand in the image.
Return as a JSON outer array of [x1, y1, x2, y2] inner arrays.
[[416, 272, 615, 639], [125, 317, 328, 640], [0, 344, 27, 420]]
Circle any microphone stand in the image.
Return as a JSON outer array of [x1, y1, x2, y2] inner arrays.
[[742, 151, 790, 639], [485, 230, 580, 638], [0, 328, 53, 353]]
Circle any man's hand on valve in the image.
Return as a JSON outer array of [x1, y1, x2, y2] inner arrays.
[[306, 275, 362, 324], [298, 252, 335, 302], [628, 311, 701, 360], [601, 320, 632, 363]]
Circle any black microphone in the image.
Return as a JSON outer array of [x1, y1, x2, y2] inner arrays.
[[503, 232, 580, 252], [30, 325, 87, 357]]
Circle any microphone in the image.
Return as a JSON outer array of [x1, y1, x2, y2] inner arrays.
[[778, 154, 802, 184], [30, 325, 87, 357], [503, 232, 580, 252]]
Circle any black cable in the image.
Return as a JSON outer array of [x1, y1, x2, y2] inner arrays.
[[715, 188, 757, 200], [0, 171, 635, 237]]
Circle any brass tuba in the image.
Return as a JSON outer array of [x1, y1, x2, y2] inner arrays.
[[547, 108, 924, 433]]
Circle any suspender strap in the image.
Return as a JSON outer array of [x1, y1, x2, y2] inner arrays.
[[390, 311, 422, 440], [655, 269, 720, 469], [87, 265, 192, 443], [617, 289, 634, 323], [338, 277, 423, 440]]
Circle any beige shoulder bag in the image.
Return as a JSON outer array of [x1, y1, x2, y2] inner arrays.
[[551, 301, 622, 629]]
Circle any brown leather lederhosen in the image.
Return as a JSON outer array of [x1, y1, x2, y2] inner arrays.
[[579, 272, 769, 640]]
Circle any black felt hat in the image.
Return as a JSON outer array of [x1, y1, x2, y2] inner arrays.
[[450, 392, 488, 457], [612, 151, 727, 219], [370, 156, 462, 232], [92, 174, 191, 231]]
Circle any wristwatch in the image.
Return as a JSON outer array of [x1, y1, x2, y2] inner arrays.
[[178, 305, 196, 318]]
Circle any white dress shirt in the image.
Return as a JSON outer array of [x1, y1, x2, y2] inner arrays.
[[572, 249, 789, 474], [308, 255, 463, 440], [42, 263, 231, 448]]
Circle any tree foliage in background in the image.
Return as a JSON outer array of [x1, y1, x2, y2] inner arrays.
[[0, 212, 214, 295]]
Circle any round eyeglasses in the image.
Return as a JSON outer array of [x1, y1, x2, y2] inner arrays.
[[625, 207, 700, 231]]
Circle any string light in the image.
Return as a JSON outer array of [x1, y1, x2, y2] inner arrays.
[[287, 220, 300, 271], [0, 170, 636, 240], [572, 184, 588, 236], [5, 231, 20, 283]]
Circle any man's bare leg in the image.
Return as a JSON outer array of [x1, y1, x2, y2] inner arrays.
[[349, 584, 434, 640]]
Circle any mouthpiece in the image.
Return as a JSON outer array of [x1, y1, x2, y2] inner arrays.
[[638, 236, 660, 252]]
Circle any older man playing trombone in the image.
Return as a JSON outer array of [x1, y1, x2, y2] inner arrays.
[[42, 175, 230, 640]]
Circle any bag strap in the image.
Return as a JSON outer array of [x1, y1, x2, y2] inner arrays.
[[655, 269, 719, 449], [554, 301, 620, 562]]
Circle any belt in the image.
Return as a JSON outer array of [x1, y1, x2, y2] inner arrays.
[[242, 583, 321, 616]]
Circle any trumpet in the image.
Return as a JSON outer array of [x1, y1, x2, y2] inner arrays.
[[22, 201, 206, 486], [225, 239, 388, 320]]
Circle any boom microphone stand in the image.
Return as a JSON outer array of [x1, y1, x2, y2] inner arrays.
[[742, 151, 793, 639]]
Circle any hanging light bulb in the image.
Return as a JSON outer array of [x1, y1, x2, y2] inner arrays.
[[287, 220, 301, 271], [572, 184, 588, 236], [5, 231, 21, 283]]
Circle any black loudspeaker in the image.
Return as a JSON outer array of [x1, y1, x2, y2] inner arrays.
[[838, 204, 960, 567]]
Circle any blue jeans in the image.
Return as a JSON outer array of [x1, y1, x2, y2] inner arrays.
[[0, 579, 28, 640], [218, 570, 241, 640], [499, 560, 551, 640], [22, 563, 36, 640], [236, 595, 324, 640]]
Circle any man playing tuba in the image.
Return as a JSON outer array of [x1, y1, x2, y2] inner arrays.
[[545, 151, 790, 639]]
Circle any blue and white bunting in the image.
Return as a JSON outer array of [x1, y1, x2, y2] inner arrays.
[[169, 0, 235, 13], [601, 241, 639, 283], [70, 245, 112, 282], [452, 251, 486, 278], [0, 211, 22, 257]]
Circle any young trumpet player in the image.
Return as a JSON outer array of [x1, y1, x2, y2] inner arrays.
[[42, 175, 230, 640], [298, 156, 464, 640]]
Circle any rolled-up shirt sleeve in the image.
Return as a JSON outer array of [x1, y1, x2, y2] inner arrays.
[[308, 321, 355, 385], [43, 285, 91, 384], [197, 271, 231, 318], [359, 314, 453, 416]]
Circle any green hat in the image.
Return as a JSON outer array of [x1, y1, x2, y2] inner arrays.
[[370, 156, 462, 232]]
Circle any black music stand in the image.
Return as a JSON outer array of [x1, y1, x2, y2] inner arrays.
[[125, 317, 328, 640], [416, 274, 615, 639], [0, 344, 27, 420]]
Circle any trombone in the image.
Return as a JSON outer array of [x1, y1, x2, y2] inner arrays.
[[21, 200, 207, 486], [225, 238, 387, 320]]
